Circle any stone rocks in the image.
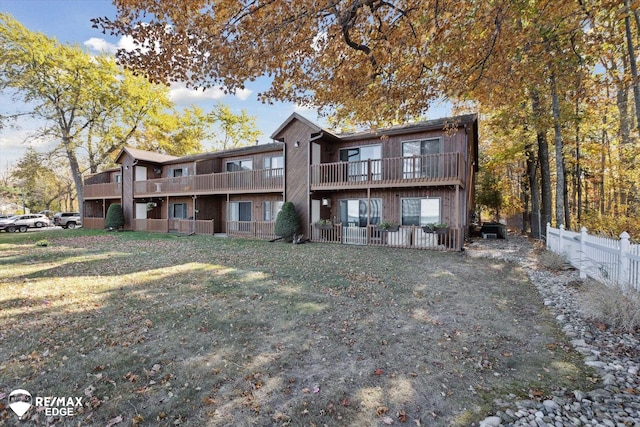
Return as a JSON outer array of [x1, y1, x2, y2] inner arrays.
[[467, 236, 640, 426]]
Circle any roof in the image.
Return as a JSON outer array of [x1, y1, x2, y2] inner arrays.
[[115, 147, 179, 164], [270, 113, 323, 140], [336, 114, 478, 141], [114, 143, 283, 166]]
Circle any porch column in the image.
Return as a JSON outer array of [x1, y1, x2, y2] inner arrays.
[[455, 185, 460, 228]]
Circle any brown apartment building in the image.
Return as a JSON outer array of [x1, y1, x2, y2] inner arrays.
[[83, 113, 479, 251]]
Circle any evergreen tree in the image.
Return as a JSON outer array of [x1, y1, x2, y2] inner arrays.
[[274, 202, 299, 242], [105, 203, 125, 230]]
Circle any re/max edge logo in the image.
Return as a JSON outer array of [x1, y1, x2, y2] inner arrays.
[[7, 389, 83, 418]]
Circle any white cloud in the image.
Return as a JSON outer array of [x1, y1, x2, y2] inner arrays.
[[169, 83, 253, 104], [84, 37, 115, 54], [84, 35, 136, 54], [169, 84, 226, 104], [234, 88, 252, 101]]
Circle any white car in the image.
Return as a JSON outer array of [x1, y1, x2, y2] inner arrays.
[[0, 214, 50, 232]]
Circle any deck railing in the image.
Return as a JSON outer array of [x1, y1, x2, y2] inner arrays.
[[310, 153, 465, 189], [84, 182, 121, 199], [132, 219, 214, 234], [310, 223, 463, 251], [133, 168, 283, 196], [227, 221, 276, 240], [83, 217, 105, 229]]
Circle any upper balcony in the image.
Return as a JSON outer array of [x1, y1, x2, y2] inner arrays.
[[134, 168, 283, 197], [310, 152, 466, 190], [84, 182, 121, 199]]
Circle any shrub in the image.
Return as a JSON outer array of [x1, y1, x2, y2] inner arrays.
[[105, 203, 125, 230], [538, 250, 568, 272], [274, 201, 299, 242], [578, 280, 640, 332], [35, 239, 50, 247]]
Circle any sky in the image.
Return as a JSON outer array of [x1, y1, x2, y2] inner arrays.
[[0, 0, 451, 175]]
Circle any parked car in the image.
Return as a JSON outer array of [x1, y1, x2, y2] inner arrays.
[[0, 214, 50, 232], [53, 212, 82, 229]]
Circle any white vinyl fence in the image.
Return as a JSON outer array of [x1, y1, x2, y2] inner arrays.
[[546, 223, 640, 291]]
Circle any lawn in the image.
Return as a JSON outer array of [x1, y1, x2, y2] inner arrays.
[[0, 230, 593, 426]]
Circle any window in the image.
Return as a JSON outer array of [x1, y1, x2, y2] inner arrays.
[[171, 203, 188, 219], [172, 168, 187, 177], [263, 156, 284, 177], [403, 138, 442, 178], [115, 174, 122, 183], [338, 199, 381, 227], [401, 198, 440, 226], [229, 201, 252, 222], [263, 200, 284, 221], [226, 159, 253, 172], [339, 145, 381, 181]]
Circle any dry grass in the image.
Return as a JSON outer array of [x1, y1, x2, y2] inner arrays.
[[0, 230, 594, 426], [538, 249, 570, 272], [578, 279, 640, 333]]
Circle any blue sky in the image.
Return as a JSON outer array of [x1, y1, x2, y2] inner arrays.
[[0, 0, 451, 175], [0, 0, 325, 174]]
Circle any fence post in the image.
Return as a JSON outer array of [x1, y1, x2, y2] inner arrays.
[[558, 224, 565, 253], [619, 232, 631, 290], [546, 223, 551, 250], [579, 227, 587, 280]]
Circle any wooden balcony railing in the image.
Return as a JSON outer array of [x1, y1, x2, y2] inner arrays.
[[83, 217, 105, 229], [134, 219, 215, 234], [310, 153, 465, 189], [310, 223, 463, 251], [84, 182, 121, 199], [227, 221, 276, 240], [133, 168, 283, 196]]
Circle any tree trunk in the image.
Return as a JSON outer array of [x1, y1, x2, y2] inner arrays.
[[525, 137, 541, 239], [625, 0, 640, 130], [551, 73, 566, 227], [531, 91, 552, 230], [62, 134, 84, 216]]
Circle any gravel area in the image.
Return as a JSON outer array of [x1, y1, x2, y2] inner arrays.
[[465, 234, 640, 427]]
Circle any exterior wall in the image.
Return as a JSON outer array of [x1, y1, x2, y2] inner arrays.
[[280, 121, 313, 236], [120, 152, 136, 230], [324, 128, 468, 163], [220, 194, 284, 224], [313, 188, 457, 227]]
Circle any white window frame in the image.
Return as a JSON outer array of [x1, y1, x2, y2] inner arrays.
[[263, 155, 284, 177], [170, 203, 188, 219], [338, 198, 382, 227], [402, 137, 443, 179], [339, 144, 382, 181], [263, 200, 284, 221], [400, 197, 441, 226], [226, 159, 253, 172]]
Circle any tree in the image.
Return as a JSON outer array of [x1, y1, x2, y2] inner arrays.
[[274, 202, 299, 242], [94, 1, 640, 237], [105, 203, 125, 229], [11, 147, 71, 212], [0, 13, 173, 213], [93, 1, 513, 124], [207, 104, 262, 150]]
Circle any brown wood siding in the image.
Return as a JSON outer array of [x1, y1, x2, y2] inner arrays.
[[323, 128, 467, 163], [121, 153, 135, 230], [221, 194, 284, 226], [221, 148, 283, 170], [312, 188, 458, 227], [282, 121, 313, 236]]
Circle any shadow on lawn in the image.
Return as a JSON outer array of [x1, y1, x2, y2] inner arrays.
[[0, 239, 596, 427]]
